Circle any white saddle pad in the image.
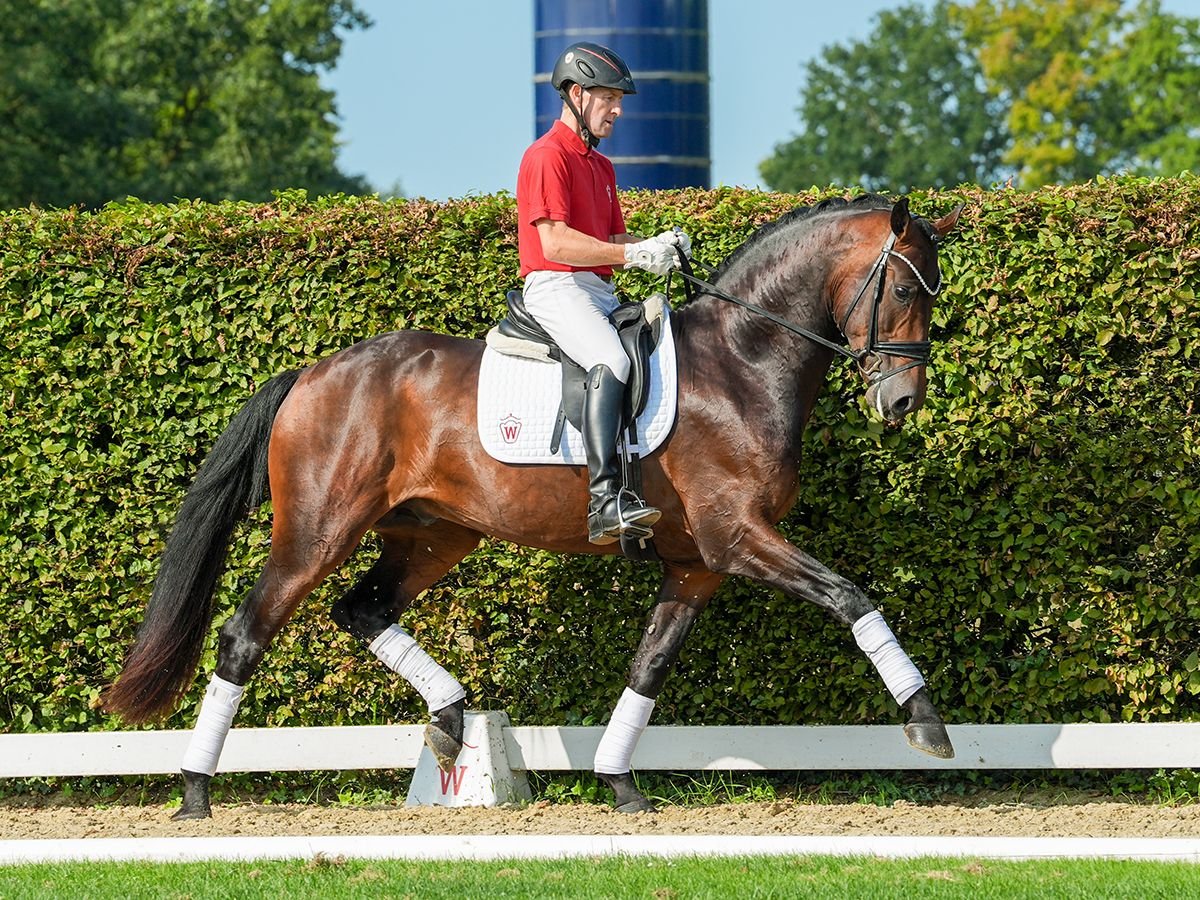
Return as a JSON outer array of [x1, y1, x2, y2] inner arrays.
[[477, 306, 678, 465]]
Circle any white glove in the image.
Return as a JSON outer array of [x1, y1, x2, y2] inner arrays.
[[623, 238, 682, 276], [649, 227, 692, 259]]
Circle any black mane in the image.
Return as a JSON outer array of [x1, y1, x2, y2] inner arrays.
[[716, 193, 908, 277]]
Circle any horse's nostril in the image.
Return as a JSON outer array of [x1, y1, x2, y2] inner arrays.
[[892, 394, 914, 417]]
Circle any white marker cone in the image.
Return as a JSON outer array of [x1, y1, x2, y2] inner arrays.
[[405, 711, 531, 808]]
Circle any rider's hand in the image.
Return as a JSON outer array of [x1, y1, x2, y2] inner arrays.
[[624, 238, 682, 276], [649, 227, 692, 259]]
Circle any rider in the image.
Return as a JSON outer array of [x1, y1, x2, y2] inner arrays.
[[517, 41, 690, 545]]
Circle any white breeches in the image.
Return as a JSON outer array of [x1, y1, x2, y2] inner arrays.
[[523, 270, 630, 383]]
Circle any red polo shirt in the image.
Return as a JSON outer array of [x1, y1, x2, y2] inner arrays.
[[517, 120, 626, 279]]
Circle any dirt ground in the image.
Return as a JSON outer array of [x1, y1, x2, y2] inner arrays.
[[5, 794, 1200, 840]]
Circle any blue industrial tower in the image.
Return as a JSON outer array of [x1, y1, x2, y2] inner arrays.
[[534, 0, 711, 190]]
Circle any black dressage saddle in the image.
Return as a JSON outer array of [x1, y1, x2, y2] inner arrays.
[[487, 291, 668, 562], [491, 290, 664, 455]]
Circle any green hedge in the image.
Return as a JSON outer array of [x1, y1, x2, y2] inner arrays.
[[2, 179, 1197, 736]]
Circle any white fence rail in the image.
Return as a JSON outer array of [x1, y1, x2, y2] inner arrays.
[[4, 722, 1200, 779]]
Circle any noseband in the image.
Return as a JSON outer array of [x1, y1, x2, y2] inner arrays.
[[836, 233, 941, 385], [673, 232, 940, 387]]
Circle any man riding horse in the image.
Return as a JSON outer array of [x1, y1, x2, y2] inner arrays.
[[517, 41, 690, 545], [102, 38, 965, 819]]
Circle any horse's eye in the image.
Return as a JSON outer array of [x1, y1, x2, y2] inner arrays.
[[893, 284, 913, 303]]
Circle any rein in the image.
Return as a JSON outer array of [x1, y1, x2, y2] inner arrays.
[[670, 235, 939, 386]]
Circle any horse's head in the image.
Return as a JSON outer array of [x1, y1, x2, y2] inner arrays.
[[831, 198, 963, 424]]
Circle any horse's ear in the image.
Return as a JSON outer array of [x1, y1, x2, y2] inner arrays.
[[890, 196, 911, 237], [931, 203, 966, 241]]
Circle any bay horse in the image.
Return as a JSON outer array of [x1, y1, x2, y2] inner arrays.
[[103, 194, 964, 818]]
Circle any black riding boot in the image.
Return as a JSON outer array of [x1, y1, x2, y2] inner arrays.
[[583, 364, 661, 545]]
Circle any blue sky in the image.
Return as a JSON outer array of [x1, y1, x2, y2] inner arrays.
[[321, 1, 932, 199], [323, 0, 1196, 200]]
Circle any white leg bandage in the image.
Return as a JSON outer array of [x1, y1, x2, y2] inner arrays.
[[369, 624, 466, 713], [180, 675, 244, 777], [852, 610, 925, 706], [593, 688, 656, 775]]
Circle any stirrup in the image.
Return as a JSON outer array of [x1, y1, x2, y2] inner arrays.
[[588, 489, 661, 545], [589, 519, 655, 545], [615, 492, 661, 531]]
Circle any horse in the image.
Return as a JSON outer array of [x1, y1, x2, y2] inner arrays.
[[103, 194, 964, 818]]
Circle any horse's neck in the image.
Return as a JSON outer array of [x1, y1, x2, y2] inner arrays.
[[684, 225, 840, 374], [674, 233, 840, 446]]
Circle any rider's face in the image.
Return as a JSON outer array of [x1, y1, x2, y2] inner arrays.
[[578, 86, 624, 140]]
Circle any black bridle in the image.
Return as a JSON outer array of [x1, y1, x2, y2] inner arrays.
[[670, 234, 941, 386]]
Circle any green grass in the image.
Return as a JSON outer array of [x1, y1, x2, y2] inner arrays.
[[1, 856, 1198, 899], [5, 770, 1200, 897]]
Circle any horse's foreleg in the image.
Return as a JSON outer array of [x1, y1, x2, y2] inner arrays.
[[330, 521, 482, 772], [706, 527, 954, 760], [594, 567, 723, 813], [851, 610, 954, 758]]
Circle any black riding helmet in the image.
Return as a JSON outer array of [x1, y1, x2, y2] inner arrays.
[[552, 42, 637, 95], [552, 42, 636, 148]]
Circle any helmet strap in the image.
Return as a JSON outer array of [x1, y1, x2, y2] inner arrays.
[[560, 86, 599, 149]]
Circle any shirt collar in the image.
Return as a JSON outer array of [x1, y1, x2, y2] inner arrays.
[[551, 119, 592, 156]]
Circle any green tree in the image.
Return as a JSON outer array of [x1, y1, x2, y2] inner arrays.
[[954, 0, 1200, 187], [760, 1, 1009, 193], [0, 0, 371, 209]]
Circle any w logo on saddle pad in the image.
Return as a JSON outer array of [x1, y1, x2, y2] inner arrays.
[[477, 296, 679, 465], [498, 414, 522, 444]]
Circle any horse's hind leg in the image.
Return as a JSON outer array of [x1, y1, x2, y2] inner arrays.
[[594, 566, 725, 813], [174, 517, 370, 820], [330, 519, 482, 771]]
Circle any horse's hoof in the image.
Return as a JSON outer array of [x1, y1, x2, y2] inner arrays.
[[171, 803, 212, 821], [424, 722, 463, 772], [173, 770, 212, 820], [596, 771, 657, 814], [904, 721, 955, 759], [614, 796, 658, 814]]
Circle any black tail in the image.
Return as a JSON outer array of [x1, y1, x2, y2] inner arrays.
[[103, 369, 303, 724]]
